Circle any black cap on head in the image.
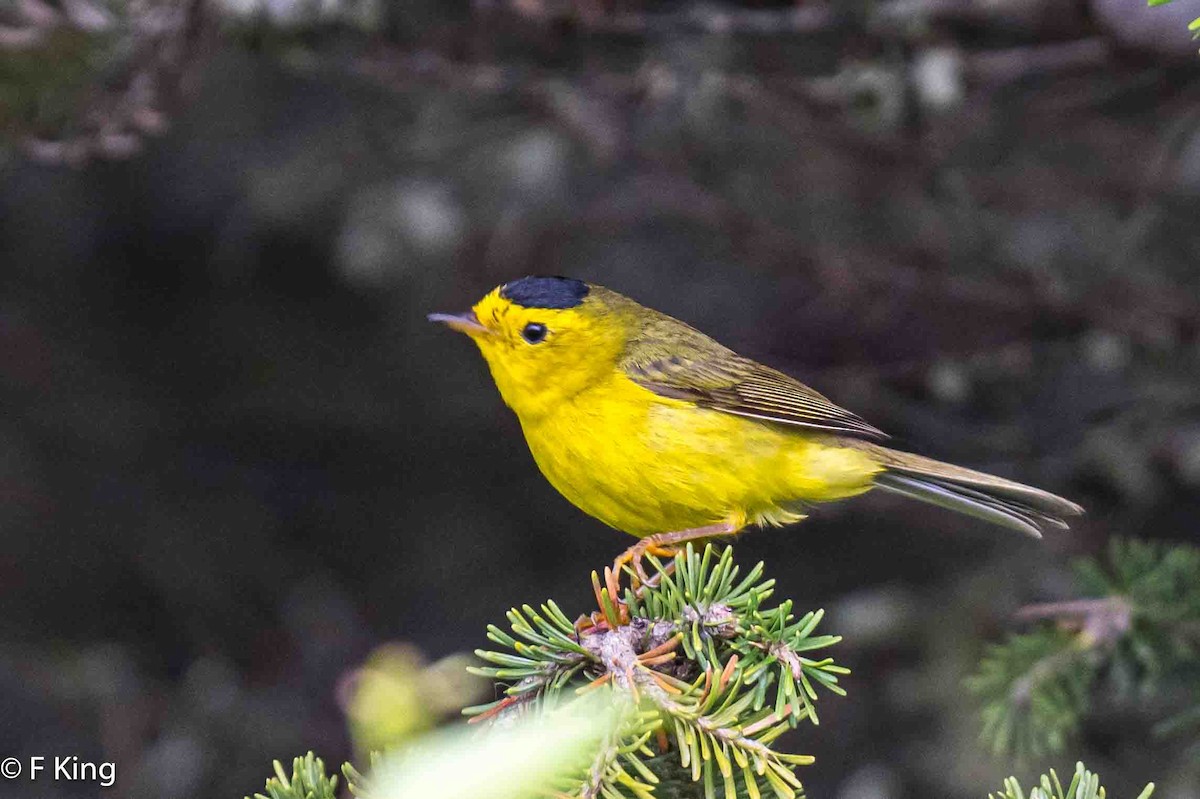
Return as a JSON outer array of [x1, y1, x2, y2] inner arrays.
[[500, 276, 590, 310]]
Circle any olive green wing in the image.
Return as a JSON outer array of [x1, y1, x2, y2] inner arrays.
[[624, 348, 887, 440]]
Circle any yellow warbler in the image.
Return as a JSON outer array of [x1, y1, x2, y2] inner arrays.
[[431, 277, 1081, 573]]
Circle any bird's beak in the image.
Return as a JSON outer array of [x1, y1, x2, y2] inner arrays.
[[428, 310, 489, 336]]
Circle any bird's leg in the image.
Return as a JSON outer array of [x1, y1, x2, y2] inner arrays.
[[574, 559, 682, 635], [579, 523, 740, 635], [614, 522, 741, 585]]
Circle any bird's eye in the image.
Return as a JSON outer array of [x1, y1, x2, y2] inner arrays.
[[521, 322, 548, 344]]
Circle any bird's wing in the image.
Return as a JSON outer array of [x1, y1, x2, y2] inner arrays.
[[624, 350, 887, 440]]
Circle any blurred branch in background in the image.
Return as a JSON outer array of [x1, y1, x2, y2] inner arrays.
[[970, 538, 1200, 760], [0, 0, 210, 162], [4, 0, 1199, 165]]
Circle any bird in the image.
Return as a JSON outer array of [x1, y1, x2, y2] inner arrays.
[[430, 276, 1083, 580]]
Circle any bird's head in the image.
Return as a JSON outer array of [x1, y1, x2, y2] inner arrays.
[[430, 276, 628, 420]]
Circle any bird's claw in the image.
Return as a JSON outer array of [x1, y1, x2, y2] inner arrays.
[[613, 540, 680, 594], [632, 547, 653, 585]]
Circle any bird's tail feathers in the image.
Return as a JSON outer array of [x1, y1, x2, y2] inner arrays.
[[866, 447, 1083, 539]]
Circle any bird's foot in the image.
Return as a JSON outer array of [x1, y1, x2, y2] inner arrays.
[[612, 522, 741, 593], [613, 540, 681, 587]]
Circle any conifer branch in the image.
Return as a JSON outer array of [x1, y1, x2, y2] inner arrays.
[[247, 752, 1157, 799], [970, 538, 1200, 758], [245, 753, 342, 799], [989, 761, 1153, 799], [464, 544, 846, 799], [245, 545, 1179, 799]]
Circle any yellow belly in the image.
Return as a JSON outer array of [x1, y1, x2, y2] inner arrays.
[[518, 373, 882, 537]]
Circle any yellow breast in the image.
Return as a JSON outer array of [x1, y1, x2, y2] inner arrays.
[[518, 371, 881, 537]]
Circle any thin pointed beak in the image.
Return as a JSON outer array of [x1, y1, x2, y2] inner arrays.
[[428, 310, 489, 336]]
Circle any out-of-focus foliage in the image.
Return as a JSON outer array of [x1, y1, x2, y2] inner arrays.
[[970, 539, 1200, 758], [1147, 0, 1200, 40], [0, 0, 201, 162], [247, 701, 626, 799], [340, 643, 484, 757], [368, 695, 624, 799], [0, 26, 97, 138], [970, 627, 1094, 758]]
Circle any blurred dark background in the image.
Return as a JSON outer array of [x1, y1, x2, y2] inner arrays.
[[2, 0, 1200, 797]]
